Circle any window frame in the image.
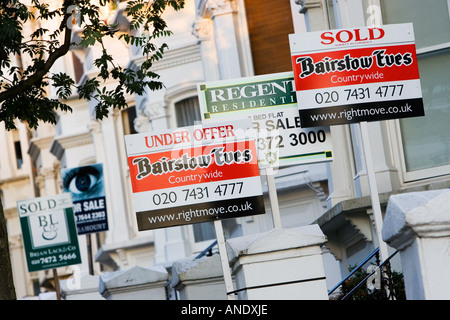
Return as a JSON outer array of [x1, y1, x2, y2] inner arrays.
[[330, 0, 450, 183], [165, 82, 201, 129], [384, 0, 450, 182], [186, 221, 217, 253]]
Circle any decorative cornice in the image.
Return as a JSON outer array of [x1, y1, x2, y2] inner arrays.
[[296, 0, 322, 14], [39, 167, 56, 179], [192, 18, 213, 40], [35, 174, 45, 190], [199, 0, 238, 18], [0, 173, 30, 186], [133, 115, 151, 133], [28, 136, 54, 161], [8, 234, 22, 250], [144, 101, 166, 119], [49, 131, 93, 160], [87, 120, 102, 134], [383, 190, 450, 250], [129, 42, 201, 72], [4, 206, 18, 220]]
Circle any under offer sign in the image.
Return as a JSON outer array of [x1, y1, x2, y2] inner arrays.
[[289, 23, 424, 127], [124, 123, 265, 230]]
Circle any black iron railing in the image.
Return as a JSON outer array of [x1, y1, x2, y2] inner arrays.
[[195, 240, 218, 259], [328, 248, 403, 300]]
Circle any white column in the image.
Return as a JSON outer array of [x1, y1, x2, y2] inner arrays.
[[152, 229, 167, 265], [297, 0, 330, 31], [99, 266, 168, 300], [39, 167, 58, 196], [171, 254, 228, 300], [227, 225, 329, 300], [163, 227, 191, 261], [289, 0, 307, 33], [383, 190, 450, 300], [352, 122, 400, 197], [326, 125, 356, 207], [205, 0, 242, 79], [17, 122, 32, 174], [99, 110, 130, 244], [192, 18, 221, 81]]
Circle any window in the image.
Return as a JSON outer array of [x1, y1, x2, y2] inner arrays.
[[122, 106, 137, 135], [244, 0, 295, 75], [14, 141, 23, 169], [72, 52, 84, 84], [12, 130, 23, 169], [193, 222, 216, 242], [175, 97, 201, 127], [32, 279, 41, 296], [380, 0, 450, 178]]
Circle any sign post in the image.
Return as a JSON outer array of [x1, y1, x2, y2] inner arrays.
[[289, 23, 425, 262], [214, 220, 236, 300], [52, 268, 62, 300], [360, 121, 389, 260], [265, 167, 282, 228]]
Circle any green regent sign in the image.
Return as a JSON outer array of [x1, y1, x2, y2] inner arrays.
[[198, 72, 334, 168], [199, 75, 297, 118], [17, 193, 82, 272]]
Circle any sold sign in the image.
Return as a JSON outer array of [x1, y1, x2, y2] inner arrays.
[[289, 23, 425, 127], [320, 27, 385, 45], [17, 193, 82, 272]]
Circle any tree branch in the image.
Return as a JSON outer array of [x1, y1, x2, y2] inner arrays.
[[0, 12, 72, 103], [0, 46, 7, 63]]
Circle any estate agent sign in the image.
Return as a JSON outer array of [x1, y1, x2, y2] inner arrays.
[[289, 23, 424, 127], [17, 193, 82, 272], [125, 123, 265, 230], [198, 72, 333, 167], [61, 163, 109, 235]]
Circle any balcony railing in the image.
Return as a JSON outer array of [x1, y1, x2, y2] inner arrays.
[[328, 248, 404, 300]]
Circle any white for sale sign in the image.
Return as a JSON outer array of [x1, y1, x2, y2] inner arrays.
[[198, 72, 334, 167]]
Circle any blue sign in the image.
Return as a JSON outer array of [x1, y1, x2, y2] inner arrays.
[[61, 163, 109, 235]]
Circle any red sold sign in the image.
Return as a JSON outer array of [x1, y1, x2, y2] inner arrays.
[[319, 27, 385, 45], [291, 44, 420, 90], [289, 23, 424, 127]]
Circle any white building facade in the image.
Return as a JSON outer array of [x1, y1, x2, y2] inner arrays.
[[2, 0, 450, 299]]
